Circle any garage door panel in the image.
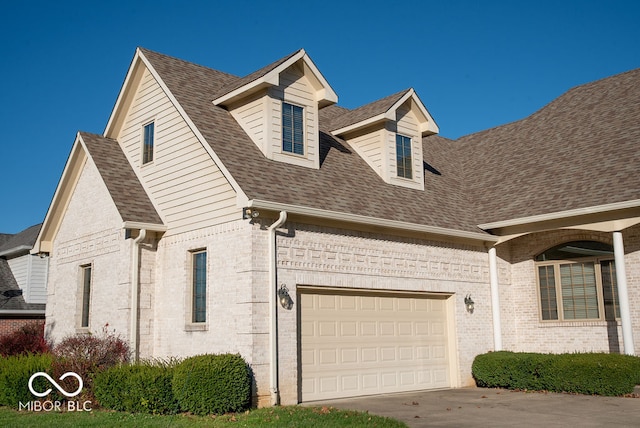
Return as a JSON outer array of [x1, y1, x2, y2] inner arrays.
[[301, 291, 452, 401]]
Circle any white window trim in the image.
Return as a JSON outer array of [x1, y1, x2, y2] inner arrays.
[[536, 255, 618, 323], [185, 248, 208, 331], [281, 101, 306, 158], [76, 263, 93, 332], [141, 119, 156, 166]]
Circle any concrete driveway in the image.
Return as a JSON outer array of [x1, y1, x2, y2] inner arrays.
[[309, 387, 640, 427]]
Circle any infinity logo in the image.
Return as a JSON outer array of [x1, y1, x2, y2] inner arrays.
[[28, 372, 83, 398]]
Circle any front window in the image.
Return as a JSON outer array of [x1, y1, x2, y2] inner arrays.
[[282, 102, 304, 155], [143, 121, 155, 164], [192, 250, 207, 323], [396, 134, 412, 179], [536, 241, 619, 321], [80, 265, 92, 328]]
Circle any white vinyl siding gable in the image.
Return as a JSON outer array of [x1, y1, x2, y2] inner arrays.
[[7, 254, 48, 305], [386, 103, 424, 190], [339, 99, 424, 190], [117, 67, 238, 235], [228, 90, 268, 156], [269, 65, 319, 169]]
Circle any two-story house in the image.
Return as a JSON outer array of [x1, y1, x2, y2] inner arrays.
[[32, 48, 640, 405]]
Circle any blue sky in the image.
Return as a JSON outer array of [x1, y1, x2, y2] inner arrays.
[[1, 0, 639, 233]]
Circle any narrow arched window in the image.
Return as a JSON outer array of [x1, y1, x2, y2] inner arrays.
[[535, 241, 619, 321]]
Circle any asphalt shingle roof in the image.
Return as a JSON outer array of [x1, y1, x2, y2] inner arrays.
[[80, 132, 163, 225], [126, 49, 639, 235], [459, 68, 640, 225], [141, 49, 483, 234], [0, 224, 41, 255]]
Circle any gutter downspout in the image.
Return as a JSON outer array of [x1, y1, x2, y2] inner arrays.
[[268, 211, 287, 406], [488, 247, 503, 351], [130, 229, 146, 362]]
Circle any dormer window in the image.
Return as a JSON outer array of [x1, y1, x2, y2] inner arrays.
[[396, 134, 413, 179], [282, 102, 304, 155]]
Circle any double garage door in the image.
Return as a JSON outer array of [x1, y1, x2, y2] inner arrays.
[[300, 288, 452, 401]]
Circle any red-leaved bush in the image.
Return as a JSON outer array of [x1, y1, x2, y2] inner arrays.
[[0, 322, 51, 356], [52, 324, 130, 401]]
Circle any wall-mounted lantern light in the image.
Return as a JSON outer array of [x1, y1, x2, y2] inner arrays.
[[242, 208, 260, 220], [464, 295, 475, 314], [278, 284, 293, 310]]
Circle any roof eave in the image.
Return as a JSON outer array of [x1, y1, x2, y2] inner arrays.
[[247, 199, 496, 243], [478, 199, 640, 234]]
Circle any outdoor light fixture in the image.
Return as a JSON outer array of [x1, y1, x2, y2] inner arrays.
[[242, 208, 260, 220], [464, 295, 475, 314], [278, 284, 293, 310]]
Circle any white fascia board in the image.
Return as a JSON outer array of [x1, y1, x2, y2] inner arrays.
[[122, 221, 167, 232], [213, 50, 307, 106], [390, 89, 439, 135], [300, 52, 338, 105], [31, 134, 86, 255], [137, 50, 249, 203], [247, 199, 496, 243], [331, 113, 388, 136], [104, 48, 143, 137], [478, 199, 640, 230]]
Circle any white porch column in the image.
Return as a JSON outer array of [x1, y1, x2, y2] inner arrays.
[[613, 231, 635, 355], [489, 247, 503, 351]]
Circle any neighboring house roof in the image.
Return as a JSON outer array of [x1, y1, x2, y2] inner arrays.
[[459, 68, 640, 226], [0, 224, 41, 258], [0, 259, 45, 312], [141, 49, 485, 235], [79, 132, 163, 226]]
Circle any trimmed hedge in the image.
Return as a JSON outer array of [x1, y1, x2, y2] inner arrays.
[[0, 353, 53, 406], [472, 351, 640, 396], [94, 361, 180, 414], [172, 353, 251, 415]]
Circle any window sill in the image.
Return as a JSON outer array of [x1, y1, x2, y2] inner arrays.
[[184, 323, 208, 332], [75, 327, 91, 334], [538, 320, 621, 328]]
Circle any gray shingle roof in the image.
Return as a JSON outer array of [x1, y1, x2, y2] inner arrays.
[[141, 49, 484, 234], [80, 132, 163, 225], [0, 259, 45, 312], [0, 224, 41, 256], [327, 89, 410, 132], [134, 49, 639, 235], [213, 49, 302, 100], [459, 68, 640, 225]]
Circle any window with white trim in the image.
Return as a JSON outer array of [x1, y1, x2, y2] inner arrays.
[[142, 121, 155, 164], [282, 102, 304, 155], [191, 250, 207, 323], [80, 264, 92, 328], [535, 241, 619, 321], [396, 134, 412, 179]]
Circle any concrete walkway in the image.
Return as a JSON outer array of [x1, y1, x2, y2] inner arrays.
[[310, 387, 640, 427]]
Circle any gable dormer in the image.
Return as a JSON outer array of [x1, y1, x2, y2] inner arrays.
[[213, 49, 337, 169], [330, 89, 438, 190]]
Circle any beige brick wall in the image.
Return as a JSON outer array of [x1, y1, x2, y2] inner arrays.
[[499, 226, 640, 354], [46, 157, 131, 343], [268, 221, 495, 404]]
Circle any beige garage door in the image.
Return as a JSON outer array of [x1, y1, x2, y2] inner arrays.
[[300, 289, 452, 401]]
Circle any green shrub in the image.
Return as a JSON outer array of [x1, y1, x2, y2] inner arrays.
[[472, 351, 640, 396], [0, 353, 53, 407], [172, 353, 251, 415], [95, 360, 180, 414]]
